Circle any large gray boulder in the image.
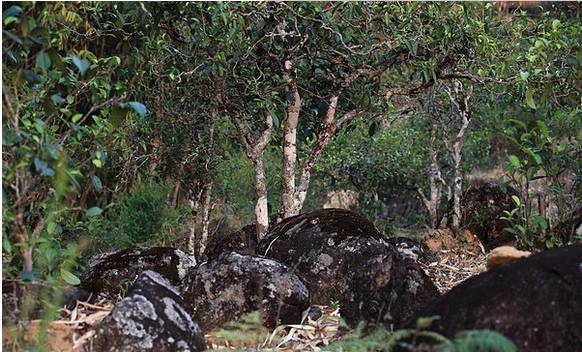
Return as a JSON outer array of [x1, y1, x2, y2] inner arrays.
[[178, 252, 309, 332], [408, 245, 582, 351], [93, 271, 206, 352], [80, 247, 196, 295], [257, 208, 438, 327]]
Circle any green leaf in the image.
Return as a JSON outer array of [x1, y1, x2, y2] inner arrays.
[[525, 89, 536, 109], [36, 51, 52, 72], [511, 195, 521, 207], [519, 71, 529, 81], [3, 237, 13, 255], [72, 114, 83, 123], [71, 55, 91, 76], [533, 214, 548, 230], [507, 155, 521, 169], [47, 221, 57, 235], [269, 110, 279, 129], [552, 19, 561, 31], [127, 102, 147, 118], [91, 175, 103, 193], [85, 206, 103, 217], [92, 159, 102, 168], [60, 269, 81, 286]]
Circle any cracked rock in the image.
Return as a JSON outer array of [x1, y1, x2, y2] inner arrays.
[[257, 208, 438, 327], [80, 247, 196, 295], [93, 270, 205, 352], [178, 252, 309, 332]]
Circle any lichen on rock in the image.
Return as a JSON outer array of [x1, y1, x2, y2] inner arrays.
[[92, 270, 205, 352]]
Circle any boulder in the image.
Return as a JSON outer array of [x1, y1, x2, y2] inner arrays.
[[178, 252, 309, 332], [387, 237, 436, 263], [257, 208, 438, 327], [93, 271, 206, 352], [204, 223, 257, 260], [486, 246, 531, 270], [408, 245, 582, 352], [340, 253, 439, 328], [449, 182, 517, 249], [204, 214, 282, 260], [80, 247, 196, 296]]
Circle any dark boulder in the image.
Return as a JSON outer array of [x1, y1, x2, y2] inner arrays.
[[204, 214, 282, 260], [408, 245, 582, 352], [257, 208, 438, 327], [204, 223, 257, 260], [178, 252, 309, 332], [387, 237, 436, 263], [80, 247, 196, 295], [449, 182, 516, 249], [340, 253, 439, 328], [93, 270, 206, 352]]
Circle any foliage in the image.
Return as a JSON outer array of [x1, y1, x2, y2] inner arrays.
[[99, 179, 186, 249], [325, 324, 516, 352]]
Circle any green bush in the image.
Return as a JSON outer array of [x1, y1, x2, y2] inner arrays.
[[105, 180, 185, 248]]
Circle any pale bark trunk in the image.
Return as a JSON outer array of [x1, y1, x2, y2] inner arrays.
[[198, 181, 213, 257], [417, 125, 444, 228], [444, 80, 471, 229], [281, 76, 301, 219], [187, 190, 202, 256], [217, 78, 273, 240], [254, 158, 269, 239], [291, 108, 363, 216]]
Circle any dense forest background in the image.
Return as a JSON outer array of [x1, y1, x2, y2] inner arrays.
[[2, 1, 580, 292]]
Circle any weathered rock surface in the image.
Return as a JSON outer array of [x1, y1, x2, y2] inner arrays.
[[204, 214, 283, 260], [486, 245, 531, 270], [387, 237, 436, 263], [93, 270, 206, 352], [449, 182, 516, 249], [80, 247, 196, 295], [340, 252, 439, 328], [408, 245, 582, 352], [257, 208, 438, 327], [204, 223, 257, 260], [178, 252, 309, 332]]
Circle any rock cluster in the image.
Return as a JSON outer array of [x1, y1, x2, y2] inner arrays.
[[258, 208, 438, 327]]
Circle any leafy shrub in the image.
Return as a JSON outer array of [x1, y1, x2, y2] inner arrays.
[[105, 180, 185, 248]]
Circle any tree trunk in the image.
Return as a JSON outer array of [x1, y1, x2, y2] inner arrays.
[[281, 77, 301, 219], [188, 197, 200, 256], [445, 80, 471, 230], [254, 158, 269, 239], [417, 125, 444, 228], [168, 163, 185, 208], [198, 181, 213, 257]]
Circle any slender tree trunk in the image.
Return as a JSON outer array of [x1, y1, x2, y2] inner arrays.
[[198, 181, 213, 257], [254, 158, 269, 239], [281, 75, 301, 219], [168, 163, 185, 208], [444, 80, 471, 230], [187, 188, 202, 256], [417, 125, 444, 228]]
